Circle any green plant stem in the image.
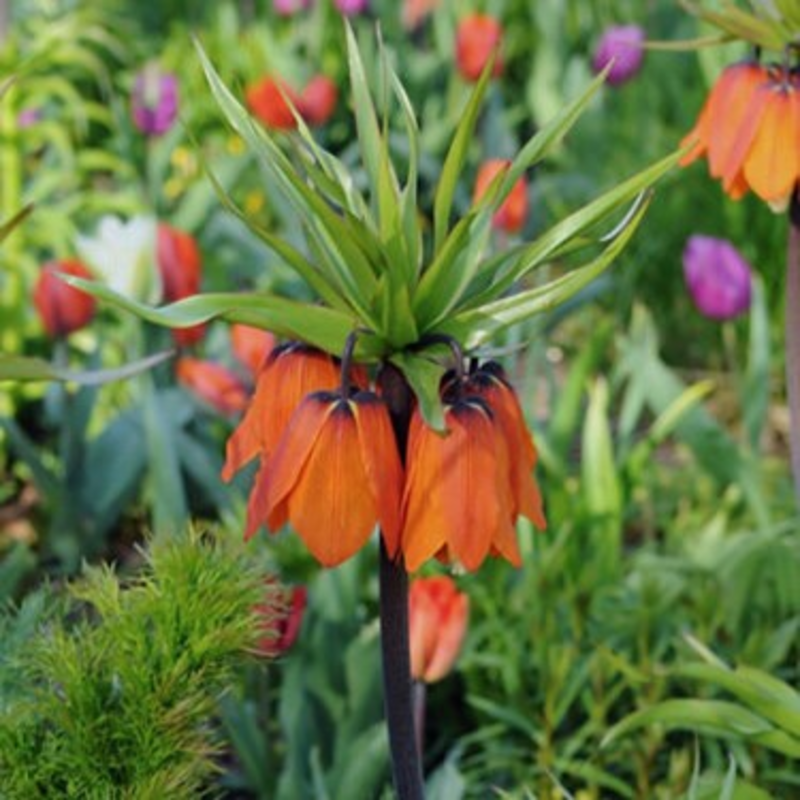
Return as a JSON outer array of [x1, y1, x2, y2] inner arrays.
[[786, 192, 800, 503], [377, 363, 424, 800]]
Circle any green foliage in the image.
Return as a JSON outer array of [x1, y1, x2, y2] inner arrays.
[[0, 530, 270, 798]]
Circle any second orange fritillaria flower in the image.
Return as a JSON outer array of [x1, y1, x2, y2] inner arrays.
[[473, 159, 529, 234], [247, 390, 404, 567], [681, 62, 800, 208], [409, 576, 469, 683], [176, 357, 249, 416]]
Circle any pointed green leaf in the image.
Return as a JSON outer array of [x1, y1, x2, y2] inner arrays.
[[390, 351, 446, 432], [0, 204, 33, 244], [62, 276, 386, 361], [432, 56, 495, 253], [436, 193, 649, 348], [0, 351, 174, 385]]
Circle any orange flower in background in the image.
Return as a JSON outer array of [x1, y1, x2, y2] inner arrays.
[[681, 62, 800, 208], [473, 159, 529, 234], [33, 259, 96, 338], [247, 391, 404, 567], [298, 75, 338, 126], [409, 576, 469, 683], [230, 324, 277, 378], [177, 357, 249, 416], [246, 77, 299, 130], [402, 0, 440, 30], [222, 343, 342, 482], [455, 13, 503, 82]]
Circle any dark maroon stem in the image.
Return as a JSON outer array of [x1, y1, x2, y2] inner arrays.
[[412, 680, 427, 762], [377, 364, 425, 800], [786, 192, 800, 502]]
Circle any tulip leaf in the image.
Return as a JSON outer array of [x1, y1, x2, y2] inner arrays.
[[62, 276, 387, 361], [390, 351, 446, 432], [0, 351, 174, 385], [603, 699, 800, 758], [432, 55, 495, 254], [436, 192, 649, 348]]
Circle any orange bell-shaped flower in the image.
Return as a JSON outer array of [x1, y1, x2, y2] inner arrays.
[[222, 343, 340, 482], [402, 396, 518, 572], [247, 390, 404, 567], [409, 575, 469, 683]]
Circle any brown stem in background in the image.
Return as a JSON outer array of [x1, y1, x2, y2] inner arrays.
[[785, 191, 800, 502], [377, 363, 425, 800]]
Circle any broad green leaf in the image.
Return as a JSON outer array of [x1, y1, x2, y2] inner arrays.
[[432, 55, 495, 254], [674, 662, 800, 737], [390, 351, 446, 432], [0, 351, 173, 384], [375, 265, 419, 349], [603, 699, 800, 757], [62, 276, 386, 361], [437, 193, 649, 349]]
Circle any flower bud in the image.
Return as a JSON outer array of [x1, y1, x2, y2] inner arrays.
[[334, 0, 368, 15], [131, 65, 179, 136], [591, 25, 645, 86], [177, 357, 250, 415], [298, 75, 338, 127], [683, 235, 752, 320], [33, 259, 96, 338], [455, 14, 503, 82], [246, 78, 299, 130], [473, 159, 529, 234]]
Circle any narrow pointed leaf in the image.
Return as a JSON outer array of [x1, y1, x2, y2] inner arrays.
[[0, 351, 174, 384], [390, 352, 446, 432], [0, 204, 33, 243]]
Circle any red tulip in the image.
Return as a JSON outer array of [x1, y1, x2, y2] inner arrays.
[[298, 75, 338, 126], [455, 14, 503, 82], [246, 77, 299, 130], [176, 357, 249, 416], [156, 223, 201, 301], [409, 576, 469, 682], [33, 259, 96, 338]]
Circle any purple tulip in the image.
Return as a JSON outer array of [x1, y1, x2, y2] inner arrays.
[[17, 107, 41, 129], [274, 0, 312, 14], [683, 236, 753, 320], [334, 0, 368, 15], [131, 65, 179, 136], [592, 25, 645, 86]]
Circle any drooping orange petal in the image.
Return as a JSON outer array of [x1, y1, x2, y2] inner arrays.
[[744, 83, 800, 203], [402, 411, 448, 572], [439, 404, 498, 572], [707, 63, 768, 182], [222, 368, 273, 481], [286, 401, 380, 567], [353, 393, 404, 558]]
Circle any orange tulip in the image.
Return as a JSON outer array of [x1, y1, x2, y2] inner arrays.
[[222, 344, 342, 482], [247, 390, 404, 567], [246, 77, 299, 130], [176, 357, 249, 415], [473, 159, 529, 234], [681, 62, 800, 207], [33, 259, 96, 338], [455, 14, 503, 82], [298, 75, 338, 127], [409, 576, 468, 683], [230, 324, 277, 379]]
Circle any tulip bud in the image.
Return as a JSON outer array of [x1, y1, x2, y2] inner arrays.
[[473, 159, 529, 234], [591, 25, 645, 86], [273, 0, 312, 14], [156, 224, 201, 302], [131, 65, 179, 136], [409, 576, 469, 683], [298, 76, 338, 127], [334, 0, 368, 15], [33, 259, 96, 338], [246, 77, 299, 130], [683, 235, 752, 320], [455, 14, 503, 82]]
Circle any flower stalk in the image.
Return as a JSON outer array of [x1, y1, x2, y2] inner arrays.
[[786, 191, 800, 502]]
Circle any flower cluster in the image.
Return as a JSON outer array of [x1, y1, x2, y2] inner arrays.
[[681, 61, 800, 209], [223, 342, 546, 571]]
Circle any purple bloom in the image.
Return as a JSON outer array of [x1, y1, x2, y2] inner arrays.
[[683, 235, 753, 321], [334, 0, 368, 14], [131, 65, 179, 136], [17, 107, 41, 129], [592, 25, 645, 86], [273, 0, 312, 14]]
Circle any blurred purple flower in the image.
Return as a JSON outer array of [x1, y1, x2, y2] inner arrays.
[[131, 65, 179, 136], [592, 25, 645, 86], [17, 108, 41, 129], [683, 235, 753, 321], [334, 0, 368, 15], [274, 0, 312, 14]]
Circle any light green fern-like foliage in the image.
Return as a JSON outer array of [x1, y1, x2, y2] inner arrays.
[[0, 531, 273, 799]]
